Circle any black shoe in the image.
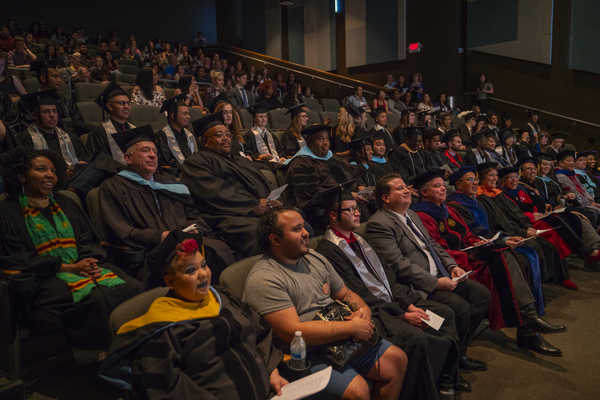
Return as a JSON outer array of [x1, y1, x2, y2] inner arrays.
[[459, 355, 487, 371], [583, 261, 600, 272], [455, 373, 471, 392], [517, 330, 562, 357], [521, 303, 567, 333]]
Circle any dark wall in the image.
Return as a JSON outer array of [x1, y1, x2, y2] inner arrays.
[[339, 0, 467, 106], [466, 0, 600, 149], [0, 0, 217, 47]]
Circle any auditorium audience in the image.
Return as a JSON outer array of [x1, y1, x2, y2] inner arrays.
[[417, 93, 433, 112], [255, 80, 284, 110], [546, 132, 567, 154], [243, 101, 286, 170], [201, 70, 224, 106], [434, 93, 451, 112], [8, 37, 36, 66], [409, 73, 424, 102], [387, 89, 406, 114], [102, 50, 118, 73], [282, 82, 304, 109], [333, 103, 363, 157], [281, 104, 308, 157], [348, 85, 369, 111], [131, 66, 165, 106], [383, 74, 396, 89], [174, 75, 203, 108], [475, 73, 493, 113], [228, 69, 252, 109], [272, 71, 286, 97], [373, 89, 389, 113], [0, 26, 16, 52], [90, 55, 111, 83], [0, 51, 26, 97]]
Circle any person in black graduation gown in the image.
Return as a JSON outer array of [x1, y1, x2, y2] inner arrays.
[[17, 60, 95, 136], [0, 90, 20, 132], [441, 129, 464, 173], [391, 108, 416, 147], [0, 148, 143, 355], [315, 190, 463, 397], [99, 125, 234, 281], [332, 102, 363, 157], [389, 126, 429, 184], [457, 111, 476, 146], [243, 101, 287, 172], [285, 124, 366, 234], [156, 93, 199, 177], [371, 105, 396, 155], [181, 113, 280, 259], [16, 90, 89, 171], [423, 128, 450, 178], [515, 127, 533, 159], [280, 103, 308, 157], [462, 130, 494, 166], [369, 131, 395, 180], [349, 128, 379, 217]]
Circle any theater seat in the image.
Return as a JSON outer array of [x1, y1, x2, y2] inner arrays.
[[118, 65, 140, 75], [305, 110, 320, 127], [76, 101, 104, 125], [129, 105, 168, 131], [120, 85, 134, 98], [118, 59, 139, 67], [108, 287, 168, 339], [366, 114, 375, 129], [163, 88, 175, 100], [21, 79, 41, 94], [116, 73, 137, 85], [308, 235, 322, 250], [219, 255, 262, 298], [320, 111, 339, 125], [272, 130, 284, 144], [386, 113, 400, 129], [268, 109, 291, 130], [321, 98, 341, 112], [74, 82, 106, 102], [238, 109, 254, 130], [261, 170, 278, 188], [188, 107, 204, 124], [304, 98, 321, 112]]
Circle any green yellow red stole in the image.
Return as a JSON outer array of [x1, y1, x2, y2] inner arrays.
[[19, 193, 125, 303]]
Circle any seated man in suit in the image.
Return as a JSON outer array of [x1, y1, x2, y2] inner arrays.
[[99, 125, 234, 281], [316, 188, 469, 395], [366, 173, 491, 372], [156, 93, 199, 176], [227, 69, 253, 109], [245, 207, 407, 400], [181, 112, 281, 258]]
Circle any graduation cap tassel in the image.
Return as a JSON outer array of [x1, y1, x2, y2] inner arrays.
[[337, 184, 342, 221], [101, 95, 105, 121]]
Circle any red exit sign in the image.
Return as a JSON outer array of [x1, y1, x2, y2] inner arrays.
[[408, 42, 422, 53]]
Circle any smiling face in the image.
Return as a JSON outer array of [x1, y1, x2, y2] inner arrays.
[[204, 125, 231, 156], [297, 112, 308, 127], [521, 162, 537, 182], [383, 177, 412, 211], [540, 160, 553, 176], [449, 136, 462, 152], [455, 172, 479, 197], [372, 138, 386, 157], [21, 156, 58, 199], [308, 131, 330, 157], [173, 105, 190, 129], [107, 94, 131, 121], [272, 210, 310, 259], [421, 177, 446, 205], [501, 173, 519, 190], [165, 251, 211, 303], [586, 155, 596, 169], [559, 156, 575, 172], [480, 169, 498, 188], [376, 112, 387, 127], [484, 136, 496, 150], [125, 141, 158, 177]]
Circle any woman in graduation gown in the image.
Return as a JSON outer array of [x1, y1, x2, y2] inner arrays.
[[99, 239, 286, 400], [280, 104, 308, 157], [411, 170, 564, 354], [333, 104, 362, 158], [475, 162, 575, 288], [0, 148, 143, 356], [391, 109, 416, 146], [243, 101, 286, 172], [370, 131, 395, 180]]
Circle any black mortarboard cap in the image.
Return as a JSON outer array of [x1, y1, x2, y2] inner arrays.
[[468, 131, 485, 146], [535, 152, 556, 163], [413, 169, 446, 191], [29, 60, 59, 72], [528, 110, 539, 118], [19, 89, 61, 112], [448, 166, 477, 186], [503, 114, 512, 120], [498, 127, 515, 141], [441, 129, 460, 144], [463, 111, 476, 121], [481, 128, 497, 139], [556, 150, 575, 162], [476, 162, 499, 174], [191, 111, 225, 137], [320, 180, 358, 221], [351, 127, 375, 151], [515, 157, 537, 169], [246, 100, 270, 116], [94, 80, 126, 112], [285, 103, 307, 119], [575, 152, 587, 160], [578, 150, 597, 158], [205, 91, 231, 113], [159, 92, 189, 114], [552, 132, 569, 140], [517, 126, 533, 133], [400, 107, 417, 115], [498, 166, 519, 180], [111, 125, 157, 154], [476, 115, 487, 123], [369, 106, 386, 118], [405, 126, 425, 138], [301, 124, 331, 137], [345, 102, 363, 119]]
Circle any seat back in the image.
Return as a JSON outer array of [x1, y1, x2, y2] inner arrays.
[[79, 133, 89, 147], [355, 222, 367, 236], [121, 85, 135, 98], [188, 107, 204, 122], [58, 190, 82, 209], [304, 98, 321, 112], [108, 287, 169, 339], [268, 109, 291, 130], [74, 82, 106, 102], [118, 65, 140, 75], [116, 73, 138, 85], [366, 114, 375, 129], [129, 105, 168, 131], [76, 101, 104, 125], [565, 143, 577, 152], [238, 109, 254, 129], [308, 235, 322, 250], [386, 113, 400, 129], [119, 59, 139, 67], [22, 79, 41, 94], [320, 111, 339, 125], [86, 187, 106, 238], [219, 255, 262, 298], [305, 110, 321, 127], [163, 88, 175, 100]]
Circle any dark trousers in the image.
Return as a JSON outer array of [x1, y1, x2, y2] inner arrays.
[[427, 279, 491, 356]]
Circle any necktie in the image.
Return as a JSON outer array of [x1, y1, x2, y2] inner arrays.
[[240, 87, 249, 108], [121, 124, 127, 131], [262, 133, 272, 153], [405, 217, 450, 278]]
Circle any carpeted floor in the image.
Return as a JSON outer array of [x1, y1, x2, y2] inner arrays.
[[15, 262, 600, 400]]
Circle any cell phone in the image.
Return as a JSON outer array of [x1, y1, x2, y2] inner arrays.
[[452, 270, 474, 282]]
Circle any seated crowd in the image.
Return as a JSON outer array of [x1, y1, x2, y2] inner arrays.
[[1, 20, 600, 400]]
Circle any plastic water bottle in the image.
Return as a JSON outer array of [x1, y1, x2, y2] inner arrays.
[[290, 331, 306, 370]]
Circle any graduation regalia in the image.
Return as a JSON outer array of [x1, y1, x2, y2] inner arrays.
[[280, 128, 306, 157], [316, 229, 458, 400], [0, 193, 143, 349], [370, 156, 395, 180], [98, 286, 283, 400], [156, 124, 199, 173], [390, 144, 429, 183]]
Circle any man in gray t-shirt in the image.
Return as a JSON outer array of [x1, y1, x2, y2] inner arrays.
[[244, 207, 406, 400]]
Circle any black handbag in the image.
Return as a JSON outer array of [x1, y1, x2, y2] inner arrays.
[[313, 300, 381, 369]]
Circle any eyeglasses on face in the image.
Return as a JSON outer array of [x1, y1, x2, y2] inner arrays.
[[111, 100, 131, 107], [459, 177, 479, 183], [340, 206, 360, 215]]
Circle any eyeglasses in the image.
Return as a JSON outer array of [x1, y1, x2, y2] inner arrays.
[[210, 132, 232, 140], [111, 100, 131, 107], [459, 177, 479, 183], [340, 206, 360, 215]]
